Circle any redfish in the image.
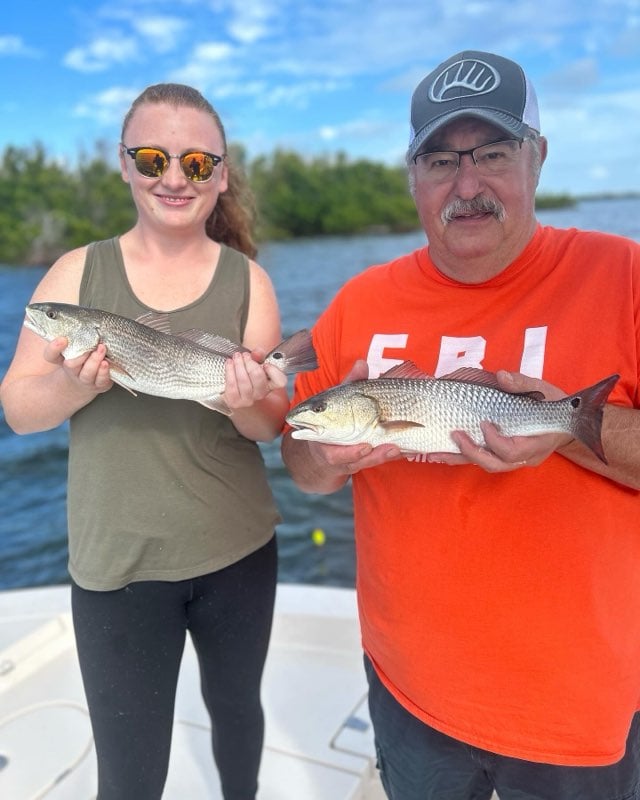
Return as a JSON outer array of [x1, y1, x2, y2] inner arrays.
[[286, 362, 618, 463], [25, 302, 317, 415]]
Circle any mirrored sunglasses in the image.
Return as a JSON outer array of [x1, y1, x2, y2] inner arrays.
[[121, 145, 225, 182]]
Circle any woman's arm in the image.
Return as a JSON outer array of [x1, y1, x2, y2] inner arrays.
[[0, 247, 113, 434], [220, 259, 290, 442]]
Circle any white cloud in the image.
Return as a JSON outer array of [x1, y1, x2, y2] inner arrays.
[[256, 80, 343, 109], [192, 42, 235, 61], [64, 37, 139, 73], [226, 0, 279, 43], [169, 41, 239, 88], [73, 86, 139, 125], [209, 80, 266, 100], [0, 35, 39, 57], [131, 16, 188, 53]]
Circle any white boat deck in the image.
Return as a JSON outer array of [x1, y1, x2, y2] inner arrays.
[[0, 583, 386, 799]]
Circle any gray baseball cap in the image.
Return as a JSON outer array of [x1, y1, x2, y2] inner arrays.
[[407, 50, 540, 162]]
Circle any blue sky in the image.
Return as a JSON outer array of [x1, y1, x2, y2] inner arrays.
[[1, 0, 639, 195]]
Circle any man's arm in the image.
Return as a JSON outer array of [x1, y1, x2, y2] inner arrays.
[[281, 432, 400, 494], [549, 404, 639, 489]]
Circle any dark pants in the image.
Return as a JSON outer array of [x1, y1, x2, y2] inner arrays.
[[365, 655, 640, 800], [71, 537, 277, 800]]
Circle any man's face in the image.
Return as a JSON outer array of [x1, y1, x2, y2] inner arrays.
[[411, 118, 546, 282]]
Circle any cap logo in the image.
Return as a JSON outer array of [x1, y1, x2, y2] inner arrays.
[[428, 58, 500, 103]]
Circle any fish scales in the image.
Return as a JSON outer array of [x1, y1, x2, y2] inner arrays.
[[86, 316, 229, 396], [286, 365, 619, 463], [362, 378, 581, 451]]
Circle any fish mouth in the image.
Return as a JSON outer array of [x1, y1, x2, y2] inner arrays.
[[288, 420, 322, 435], [23, 307, 42, 334], [287, 417, 330, 440]]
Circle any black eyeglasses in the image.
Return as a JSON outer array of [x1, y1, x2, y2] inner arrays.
[[121, 145, 225, 183], [413, 139, 525, 184]]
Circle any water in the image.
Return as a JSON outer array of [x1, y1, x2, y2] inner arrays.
[[1, 198, 638, 590]]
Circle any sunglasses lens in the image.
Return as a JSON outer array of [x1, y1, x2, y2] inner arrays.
[[180, 152, 216, 182], [134, 148, 168, 178]]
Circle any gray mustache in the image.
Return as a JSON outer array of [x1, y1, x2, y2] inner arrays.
[[442, 196, 505, 223]]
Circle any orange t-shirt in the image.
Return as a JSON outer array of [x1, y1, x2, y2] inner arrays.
[[291, 224, 640, 766]]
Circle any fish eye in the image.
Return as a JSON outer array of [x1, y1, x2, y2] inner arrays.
[[46, 310, 58, 319], [271, 351, 284, 361], [312, 401, 327, 413]]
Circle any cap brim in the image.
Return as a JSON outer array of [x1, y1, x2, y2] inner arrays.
[[407, 108, 531, 162]]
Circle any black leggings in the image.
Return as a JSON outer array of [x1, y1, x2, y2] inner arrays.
[[71, 536, 277, 800]]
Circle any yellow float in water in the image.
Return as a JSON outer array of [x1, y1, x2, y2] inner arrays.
[[311, 528, 326, 547]]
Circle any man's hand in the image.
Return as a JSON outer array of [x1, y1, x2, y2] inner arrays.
[[302, 359, 403, 476]]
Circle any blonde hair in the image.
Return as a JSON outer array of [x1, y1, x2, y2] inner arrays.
[[122, 83, 258, 258]]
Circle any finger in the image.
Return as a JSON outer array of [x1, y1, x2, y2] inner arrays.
[[43, 336, 69, 364], [250, 347, 267, 363], [318, 441, 372, 469], [426, 452, 470, 465], [92, 357, 114, 392], [322, 442, 400, 473], [263, 362, 288, 390], [496, 370, 566, 401], [240, 352, 270, 394], [495, 370, 542, 395], [450, 430, 518, 473], [480, 422, 569, 467], [479, 422, 528, 463], [223, 355, 245, 404], [225, 352, 269, 406], [75, 345, 110, 386], [354, 445, 402, 470]]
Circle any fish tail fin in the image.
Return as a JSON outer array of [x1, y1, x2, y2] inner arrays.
[[569, 374, 619, 464], [267, 329, 318, 374]]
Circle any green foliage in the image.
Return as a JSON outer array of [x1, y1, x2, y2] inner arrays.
[[535, 193, 576, 209], [249, 150, 418, 239], [0, 143, 135, 266]]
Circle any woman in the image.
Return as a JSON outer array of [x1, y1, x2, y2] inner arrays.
[[1, 84, 289, 799]]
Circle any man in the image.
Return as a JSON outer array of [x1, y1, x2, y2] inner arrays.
[[282, 50, 640, 800]]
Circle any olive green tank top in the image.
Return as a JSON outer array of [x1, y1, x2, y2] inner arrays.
[[67, 237, 280, 590]]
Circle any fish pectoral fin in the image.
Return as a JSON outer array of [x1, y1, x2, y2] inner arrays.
[[107, 360, 138, 396], [198, 397, 233, 415], [109, 376, 138, 397], [379, 419, 425, 432], [107, 359, 134, 379]]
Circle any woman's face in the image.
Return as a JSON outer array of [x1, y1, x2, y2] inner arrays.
[[120, 102, 228, 233]]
